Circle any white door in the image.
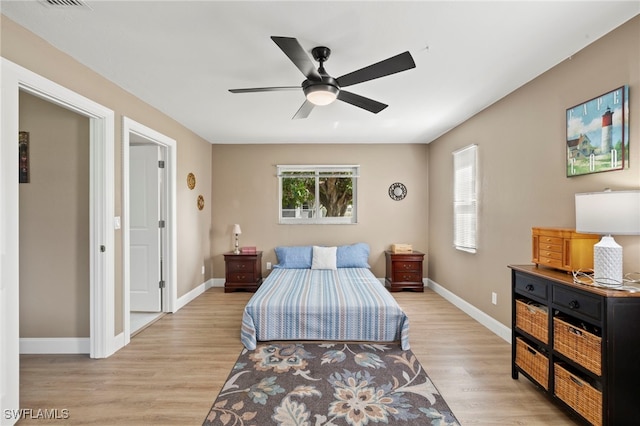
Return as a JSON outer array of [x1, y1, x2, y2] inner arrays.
[[130, 144, 163, 312]]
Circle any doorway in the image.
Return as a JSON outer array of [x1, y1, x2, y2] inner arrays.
[[129, 142, 165, 333], [2, 57, 115, 419], [122, 117, 177, 344]]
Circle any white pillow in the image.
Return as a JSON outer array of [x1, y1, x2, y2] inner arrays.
[[311, 246, 337, 270]]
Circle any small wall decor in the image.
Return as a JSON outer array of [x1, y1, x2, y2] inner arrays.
[[197, 195, 205, 210], [187, 172, 196, 189], [566, 85, 629, 177], [19, 131, 30, 183], [388, 182, 407, 201]]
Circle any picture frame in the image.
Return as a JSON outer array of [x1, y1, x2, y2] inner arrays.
[[19, 131, 30, 183], [566, 85, 629, 177]]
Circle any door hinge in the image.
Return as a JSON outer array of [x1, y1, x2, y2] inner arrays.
[[159, 220, 165, 228], [158, 160, 165, 168], [159, 280, 165, 289]]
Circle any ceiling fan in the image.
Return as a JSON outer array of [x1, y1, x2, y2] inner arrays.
[[229, 36, 416, 119]]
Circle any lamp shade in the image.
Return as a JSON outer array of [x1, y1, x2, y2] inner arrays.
[[232, 224, 242, 235], [575, 190, 640, 235]]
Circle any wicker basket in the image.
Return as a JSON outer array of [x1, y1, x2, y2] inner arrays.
[[554, 363, 602, 426], [515, 337, 548, 389], [515, 299, 548, 343], [554, 317, 601, 375]]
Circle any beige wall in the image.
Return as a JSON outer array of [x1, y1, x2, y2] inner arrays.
[[19, 92, 90, 338], [211, 144, 429, 278], [2, 15, 213, 337], [428, 16, 640, 327]]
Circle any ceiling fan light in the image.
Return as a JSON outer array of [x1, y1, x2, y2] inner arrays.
[[305, 84, 339, 106]]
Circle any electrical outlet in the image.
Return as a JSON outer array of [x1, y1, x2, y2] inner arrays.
[[201, 265, 205, 275], [266, 262, 272, 270], [491, 292, 497, 305]]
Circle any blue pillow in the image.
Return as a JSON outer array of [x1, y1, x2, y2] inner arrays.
[[336, 243, 370, 268], [273, 245, 313, 269]]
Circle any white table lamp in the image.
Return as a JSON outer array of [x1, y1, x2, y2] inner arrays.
[[575, 190, 640, 286], [232, 224, 242, 254]]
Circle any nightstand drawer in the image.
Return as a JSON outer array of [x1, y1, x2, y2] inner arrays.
[[393, 271, 422, 283], [392, 261, 421, 273], [227, 261, 255, 273], [228, 272, 256, 283]]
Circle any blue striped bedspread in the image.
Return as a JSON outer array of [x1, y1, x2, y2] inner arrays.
[[241, 268, 410, 350]]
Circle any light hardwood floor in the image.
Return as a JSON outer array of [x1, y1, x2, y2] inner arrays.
[[18, 287, 580, 425]]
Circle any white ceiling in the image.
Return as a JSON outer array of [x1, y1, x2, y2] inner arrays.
[[2, 1, 638, 144]]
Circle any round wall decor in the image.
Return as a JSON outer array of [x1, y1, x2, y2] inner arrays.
[[197, 195, 205, 210], [388, 182, 407, 201], [187, 173, 196, 190]]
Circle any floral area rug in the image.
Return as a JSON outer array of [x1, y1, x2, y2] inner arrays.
[[203, 342, 459, 426]]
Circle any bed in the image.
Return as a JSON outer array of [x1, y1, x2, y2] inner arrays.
[[240, 244, 410, 350]]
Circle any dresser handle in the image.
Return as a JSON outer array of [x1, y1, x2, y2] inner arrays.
[[525, 284, 534, 292], [569, 300, 580, 309]]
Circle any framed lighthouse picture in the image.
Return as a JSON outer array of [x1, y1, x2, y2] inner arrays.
[[566, 85, 629, 177]]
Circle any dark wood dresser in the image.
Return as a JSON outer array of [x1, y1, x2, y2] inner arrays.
[[510, 264, 640, 425], [224, 251, 262, 293], [384, 250, 425, 292]]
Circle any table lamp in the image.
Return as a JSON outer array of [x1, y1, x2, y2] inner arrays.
[[233, 224, 242, 254], [575, 190, 640, 286]]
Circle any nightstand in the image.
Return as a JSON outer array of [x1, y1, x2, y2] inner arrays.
[[384, 250, 425, 292], [223, 251, 262, 293]]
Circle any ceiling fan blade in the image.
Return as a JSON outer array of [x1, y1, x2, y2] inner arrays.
[[229, 86, 300, 93], [336, 51, 416, 88], [271, 36, 322, 81], [292, 100, 315, 119], [337, 90, 388, 114]]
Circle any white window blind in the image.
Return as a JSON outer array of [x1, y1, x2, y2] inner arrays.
[[453, 145, 478, 253]]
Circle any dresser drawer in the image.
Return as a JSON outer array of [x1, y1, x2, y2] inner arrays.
[[553, 286, 602, 322], [514, 272, 548, 301]]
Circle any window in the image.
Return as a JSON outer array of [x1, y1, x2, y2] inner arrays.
[[278, 165, 358, 224], [453, 145, 478, 253]]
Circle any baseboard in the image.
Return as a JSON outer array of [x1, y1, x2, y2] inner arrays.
[[175, 278, 216, 311], [426, 278, 512, 344], [20, 337, 90, 354], [210, 278, 225, 288]]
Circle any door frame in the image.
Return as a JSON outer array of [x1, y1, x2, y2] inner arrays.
[[1, 58, 115, 423], [122, 117, 177, 345]]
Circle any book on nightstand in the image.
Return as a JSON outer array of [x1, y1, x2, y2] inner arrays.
[[240, 246, 257, 254]]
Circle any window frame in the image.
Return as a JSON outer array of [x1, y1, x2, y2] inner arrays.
[[277, 165, 359, 225], [452, 145, 478, 253]]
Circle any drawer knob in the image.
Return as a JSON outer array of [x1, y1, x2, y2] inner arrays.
[[525, 284, 534, 292], [569, 300, 580, 309]]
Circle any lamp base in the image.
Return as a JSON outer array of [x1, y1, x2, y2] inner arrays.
[[593, 235, 623, 286]]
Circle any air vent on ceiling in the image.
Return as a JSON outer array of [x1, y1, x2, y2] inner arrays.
[[40, 0, 89, 7]]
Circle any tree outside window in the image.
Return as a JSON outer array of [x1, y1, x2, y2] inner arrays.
[[278, 166, 358, 224]]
